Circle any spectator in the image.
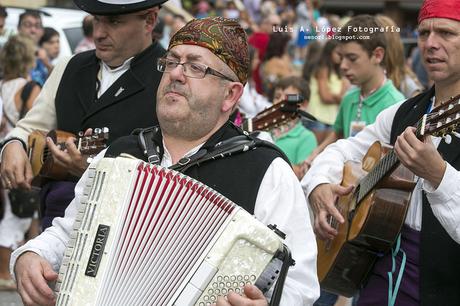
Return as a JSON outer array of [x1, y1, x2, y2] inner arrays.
[[261, 32, 297, 96], [38, 27, 60, 73], [74, 15, 95, 53], [376, 15, 423, 98], [248, 14, 281, 94], [271, 76, 317, 180], [17, 10, 47, 86], [0, 34, 41, 292], [305, 40, 350, 143]]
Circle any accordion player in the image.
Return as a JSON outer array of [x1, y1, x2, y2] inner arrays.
[[54, 156, 294, 306]]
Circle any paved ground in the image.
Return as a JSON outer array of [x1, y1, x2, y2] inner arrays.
[[0, 291, 22, 306]]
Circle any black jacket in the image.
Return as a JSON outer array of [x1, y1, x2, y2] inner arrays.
[[54, 42, 165, 144]]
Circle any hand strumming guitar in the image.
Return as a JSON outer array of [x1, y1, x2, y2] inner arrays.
[[46, 128, 94, 177], [308, 183, 354, 240]]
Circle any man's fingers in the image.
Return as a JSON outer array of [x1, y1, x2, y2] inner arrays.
[[226, 291, 246, 304], [43, 262, 59, 282], [333, 184, 354, 196], [47, 137, 71, 165], [24, 162, 34, 185], [317, 209, 338, 237], [215, 295, 231, 306], [65, 138, 83, 161], [83, 128, 93, 137], [19, 276, 51, 306], [17, 285, 34, 306], [243, 284, 265, 300]]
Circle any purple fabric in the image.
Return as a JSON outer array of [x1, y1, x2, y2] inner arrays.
[[357, 225, 420, 306], [40, 181, 76, 230]]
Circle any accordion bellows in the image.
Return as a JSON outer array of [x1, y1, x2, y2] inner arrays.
[[55, 156, 286, 306]]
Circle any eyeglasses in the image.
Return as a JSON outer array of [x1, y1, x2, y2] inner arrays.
[[20, 21, 43, 29], [157, 58, 236, 82]]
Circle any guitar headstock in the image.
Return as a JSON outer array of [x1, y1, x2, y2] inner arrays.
[[78, 127, 109, 155], [249, 98, 300, 132], [421, 95, 460, 138]]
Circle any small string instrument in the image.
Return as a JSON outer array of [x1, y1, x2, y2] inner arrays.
[[28, 127, 109, 182], [241, 94, 307, 132]]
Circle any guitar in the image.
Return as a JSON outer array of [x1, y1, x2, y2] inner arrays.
[[317, 95, 460, 297], [28, 127, 109, 182], [241, 95, 304, 132]]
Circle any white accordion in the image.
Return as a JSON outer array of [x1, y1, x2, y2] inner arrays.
[[55, 156, 290, 306]]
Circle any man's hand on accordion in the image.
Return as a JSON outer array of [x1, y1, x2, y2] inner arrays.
[[14, 251, 58, 306], [214, 284, 268, 306]]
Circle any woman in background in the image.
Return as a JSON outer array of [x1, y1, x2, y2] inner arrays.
[[376, 15, 423, 98], [0, 34, 41, 291], [305, 40, 349, 143]]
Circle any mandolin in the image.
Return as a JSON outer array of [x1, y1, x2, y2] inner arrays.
[[241, 94, 305, 132], [28, 127, 109, 182], [317, 95, 460, 297]]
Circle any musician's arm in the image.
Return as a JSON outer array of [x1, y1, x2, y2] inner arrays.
[[254, 157, 320, 305], [423, 163, 460, 243], [9, 149, 108, 277], [4, 56, 71, 143], [301, 101, 403, 197]]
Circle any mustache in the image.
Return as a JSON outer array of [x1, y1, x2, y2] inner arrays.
[[163, 82, 189, 97]]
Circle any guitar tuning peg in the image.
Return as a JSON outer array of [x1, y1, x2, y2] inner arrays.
[[103, 127, 109, 133], [452, 131, 460, 139], [444, 134, 452, 144], [94, 128, 101, 134], [78, 131, 84, 137]]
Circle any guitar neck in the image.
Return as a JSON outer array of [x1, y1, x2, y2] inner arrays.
[[356, 113, 430, 202], [356, 149, 400, 203], [241, 118, 254, 133]]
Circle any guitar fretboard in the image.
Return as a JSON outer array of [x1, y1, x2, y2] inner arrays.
[[355, 113, 429, 203]]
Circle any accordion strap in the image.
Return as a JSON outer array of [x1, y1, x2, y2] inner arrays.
[[137, 126, 290, 172]]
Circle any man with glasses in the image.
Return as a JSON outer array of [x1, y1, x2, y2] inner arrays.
[[16, 9, 49, 86], [10, 17, 319, 306], [1, 0, 166, 231]]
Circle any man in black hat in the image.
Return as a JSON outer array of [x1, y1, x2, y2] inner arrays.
[[0, 0, 166, 229]]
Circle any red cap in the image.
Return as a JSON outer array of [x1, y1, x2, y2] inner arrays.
[[418, 0, 460, 23]]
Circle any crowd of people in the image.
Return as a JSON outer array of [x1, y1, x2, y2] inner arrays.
[[0, 0, 459, 305]]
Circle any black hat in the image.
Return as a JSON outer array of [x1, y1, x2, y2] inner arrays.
[[73, 0, 166, 15]]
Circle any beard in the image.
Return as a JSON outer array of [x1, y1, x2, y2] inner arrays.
[[158, 82, 224, 141]]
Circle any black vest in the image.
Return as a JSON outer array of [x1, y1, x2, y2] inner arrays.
[[106, 122, 284, 213], [390, 87, 460, 306], [54, 43, 165, 144]]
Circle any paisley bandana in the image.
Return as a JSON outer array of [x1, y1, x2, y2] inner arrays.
[[169, 17, 249, 85]]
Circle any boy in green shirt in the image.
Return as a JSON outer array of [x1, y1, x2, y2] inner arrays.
[[271, 76, 317, 179], [307, 15, 404, 167]]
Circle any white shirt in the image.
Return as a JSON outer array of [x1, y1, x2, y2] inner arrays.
[[238, 83, 271, 119], [98, 57, 133, 98], [301, 101, 460, 243], [11, 143, 320, 305]]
